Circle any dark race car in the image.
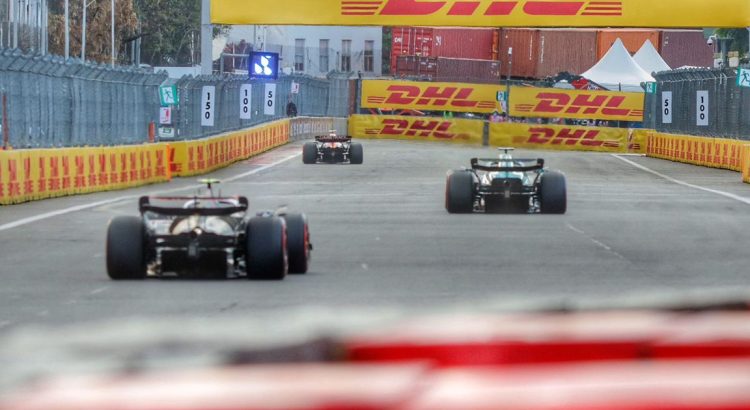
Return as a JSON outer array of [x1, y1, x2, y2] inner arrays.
[[302, 132, 363, 164], [106, 180, 312, 281], [445, 148, 567, 214]]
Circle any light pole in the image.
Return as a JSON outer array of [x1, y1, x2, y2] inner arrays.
[[64, 0, 69, 58], [81, 0, 86, 60], [111, 0, 115, 67]]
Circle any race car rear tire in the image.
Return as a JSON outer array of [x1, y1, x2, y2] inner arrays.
[[540, 171, 567, 214], [106, 216, 146, 280], [283, 213, 311, 274], [246, 216, 288, 280], [349, 143, 364, 164], [445, 171, 475, 214], [302, 142, 317, 164]]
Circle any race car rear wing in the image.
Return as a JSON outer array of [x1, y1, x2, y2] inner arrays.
[[139, 196, 249, 216], [471, 158, 545, 173], [315, 135, 352, 143]]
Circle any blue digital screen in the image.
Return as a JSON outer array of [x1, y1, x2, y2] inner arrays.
[[249, 52, 279, 80]]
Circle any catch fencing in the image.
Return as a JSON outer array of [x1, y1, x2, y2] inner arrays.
[[644, 68, 750, 139], [0, 48, 353, 148]]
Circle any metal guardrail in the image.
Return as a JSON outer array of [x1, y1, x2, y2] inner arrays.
[[0, 48, 354, 148]]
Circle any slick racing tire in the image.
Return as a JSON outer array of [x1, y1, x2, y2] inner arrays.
[[540, 170, 567, 214], [106, 216, 146, 280], [445, 171, 475, 214], [283, 213, 311, 274], [302, 142, 318, 164], [246, 216, 288, 280], [349, 143, 364, 164]]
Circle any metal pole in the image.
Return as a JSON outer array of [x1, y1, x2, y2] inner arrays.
[[81, 0, 86, 60], [200, 0, 212, 74], [111, 0, 115, 66], [506, 47, 512, 116], [64, 0, 69, 58], [2, 93, 9, 149], [10, 0, 16, 49]]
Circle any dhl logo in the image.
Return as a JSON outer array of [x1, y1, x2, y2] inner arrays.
[[366, 118, 470, 140], [367, 85, 496, 110], [514, 92, 642, 119], [516, 127, 621, 148], [341, 0, 622, 16]]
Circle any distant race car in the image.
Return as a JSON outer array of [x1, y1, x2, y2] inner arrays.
[[106, 179, 312, 281], [303, 131, 363, 164], [445, 148, 567, 214]]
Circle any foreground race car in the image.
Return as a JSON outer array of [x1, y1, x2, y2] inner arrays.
[[303, 132, 363, 164], [445, 148, 566, 214], [106, 180, 312, 280]]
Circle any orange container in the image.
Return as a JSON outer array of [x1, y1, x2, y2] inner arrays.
[[597, 29, 661, 58]]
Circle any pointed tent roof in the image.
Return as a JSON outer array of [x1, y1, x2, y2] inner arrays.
[[581, 38, 655, 92], [633, 40, 671, 75]]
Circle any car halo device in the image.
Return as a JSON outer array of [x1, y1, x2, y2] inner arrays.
[[249, 51, 279, 80]]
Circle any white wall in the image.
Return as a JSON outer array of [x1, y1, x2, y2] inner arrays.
[[228, 25, 382, 77]]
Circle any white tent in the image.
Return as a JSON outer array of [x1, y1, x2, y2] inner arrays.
[[581, 39, 655, 92], [633, 40, 671, 75]]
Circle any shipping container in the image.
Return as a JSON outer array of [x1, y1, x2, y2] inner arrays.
[[498, 28, 540, 79], [390, 27, 434, 73], [660, 30, 714, 69], [597, 29, 661, 59], [535, 29, 598, 78], [432, 28, 500, 61], [393, 56, 438, 79], [434, 57, 501, 84]]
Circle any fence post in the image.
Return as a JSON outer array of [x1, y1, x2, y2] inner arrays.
[[2, 93, 9, 149]]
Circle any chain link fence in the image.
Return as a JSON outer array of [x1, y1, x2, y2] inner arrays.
[[644, 68, 750, 139], [0, 48, 354, 148]]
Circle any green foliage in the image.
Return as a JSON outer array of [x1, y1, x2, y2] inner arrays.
[[715, 28, 749, 56]]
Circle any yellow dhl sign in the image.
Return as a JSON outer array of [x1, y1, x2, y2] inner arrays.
[[490, 122, 629, 153], [509, 87, 644, 122], [362, 80, 503, 114], [349, 114, 484, 144], [212, 0, 750, 28]]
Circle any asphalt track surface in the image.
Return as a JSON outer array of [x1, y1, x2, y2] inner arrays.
[[2, 140, 750, 331]]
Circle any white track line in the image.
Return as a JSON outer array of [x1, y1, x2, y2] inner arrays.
[[611, 154, 750, 206], [0, 152, 300, 233]]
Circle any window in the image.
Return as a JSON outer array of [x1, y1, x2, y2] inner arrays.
[[341, 39, 351, 72], [364, 40, 374, 72], [294, 38, 305, 72], [319, 39, 329, 73]]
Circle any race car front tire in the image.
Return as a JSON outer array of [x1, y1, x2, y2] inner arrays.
[[540, 171, 567, 214], [302, 142, 317, 164], [349, 143, 364, 164], [445, 171, 475, 213], [246, 216, 288, 280], [106, 216, 146, 280], [283, 213, 311, 274]]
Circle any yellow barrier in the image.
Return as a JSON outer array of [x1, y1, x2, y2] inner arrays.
[[0, 144, 170, 205], [743, 146, 750, 184], [643, 130, 746, 172], [509, 86, 644, 122], [361, 80, 503, 114], [349, 114, 484, 145], [170, 120, 290, 177], [489, 123, 629, 153]]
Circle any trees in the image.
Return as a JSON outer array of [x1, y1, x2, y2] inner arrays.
[[714, 28, 749, 57]]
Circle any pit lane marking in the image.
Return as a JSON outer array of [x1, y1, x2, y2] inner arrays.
[[612, 154, 750, 206], [0, 152, 300, 232], [566, 223, 627, 261]]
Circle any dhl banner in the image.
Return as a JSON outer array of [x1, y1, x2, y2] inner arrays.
[[644, 130, 747, 173], [361, 80, 503, 114], [509, 87, 644, 122], [349, 114, 483, 145], [0, 144, 170, 205], [170, 119, 290, 177], [211, 0, 750, 28], [490, 123, 629, 153]]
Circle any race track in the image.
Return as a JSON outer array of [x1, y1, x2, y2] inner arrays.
[[2, 140, 750, 330]]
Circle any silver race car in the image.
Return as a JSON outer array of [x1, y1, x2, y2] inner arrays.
[[445, 148, 567, 214]]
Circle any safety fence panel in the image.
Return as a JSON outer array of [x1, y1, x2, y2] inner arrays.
[[509, 86, 644, 122], [349, 114, 484, 145], [0, 143, 170, 205], [489, 123, 629, 153], [361, 79, 503, 114], [644, 68, 750, 139]]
